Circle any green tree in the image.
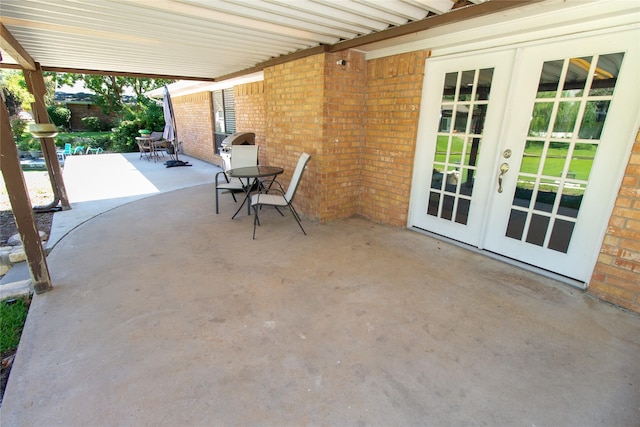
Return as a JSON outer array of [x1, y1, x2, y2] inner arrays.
[[49, 73, 173, 118], [0, 70, 34, 115], [47, 105, 72, 128]]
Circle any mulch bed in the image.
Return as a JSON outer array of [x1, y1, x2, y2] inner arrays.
[[0, 210, 54, 246]]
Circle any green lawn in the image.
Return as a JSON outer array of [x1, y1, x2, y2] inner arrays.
[[433, 136, 596, 181], [0, 297, 30, 354]]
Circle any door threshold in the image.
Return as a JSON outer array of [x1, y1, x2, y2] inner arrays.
[[409, 226, 588, 290]]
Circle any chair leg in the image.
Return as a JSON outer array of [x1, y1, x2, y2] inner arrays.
[[252, 205, 260, 239], [288, 203, 306, 235], [215, 188, 220, 214]]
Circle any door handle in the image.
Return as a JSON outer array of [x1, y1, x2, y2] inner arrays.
[[498, 162, 509, 193]]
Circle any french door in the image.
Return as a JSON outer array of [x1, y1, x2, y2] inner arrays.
[[409, 31, 639, 283]]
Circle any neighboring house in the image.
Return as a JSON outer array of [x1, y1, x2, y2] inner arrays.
[[166, 2, 640, 312], [65, 101, 115, 131], [54, 92, 126, 131]]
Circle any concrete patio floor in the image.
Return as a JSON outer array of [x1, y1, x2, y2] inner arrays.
[[1, 153, 639, 426]]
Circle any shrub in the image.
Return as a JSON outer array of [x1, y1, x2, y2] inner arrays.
[[47, 105, 71, 128], [10, 118, 28, 141], [91, 134, 112, 150], [81, 116, 103, 132], [16, 137, 40, 152], [108, 97, 166, 153], [110, 120, 140, 152]]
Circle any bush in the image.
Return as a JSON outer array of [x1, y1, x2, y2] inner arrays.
[[91, 134, 112, 150], [81, 116, 103, 132], [136, 100, 165, 131], [16, 137, 40, 152], [110, 120, 140, 152], [47, 105, 71, 128], [110, 99, 165, 153], [10, 118, 28, 141]]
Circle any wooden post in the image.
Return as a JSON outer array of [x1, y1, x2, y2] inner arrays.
[[0, 93, 53, 293], [23, 64, 71, 210]]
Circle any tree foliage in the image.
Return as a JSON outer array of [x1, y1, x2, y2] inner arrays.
[[47, 105, 72, 128], [0, 70, 34, 115], [49, 73, 174, 118], [110, 97, 166, 152]]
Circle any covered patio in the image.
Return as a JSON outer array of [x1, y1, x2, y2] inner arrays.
[[1, 153, 639, 425]]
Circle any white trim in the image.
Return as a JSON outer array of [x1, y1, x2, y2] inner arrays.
[[146, 72, 264, 98]]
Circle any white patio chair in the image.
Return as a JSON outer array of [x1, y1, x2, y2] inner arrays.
[[251, 152, 311, 239], [215, 145, 259, 214]]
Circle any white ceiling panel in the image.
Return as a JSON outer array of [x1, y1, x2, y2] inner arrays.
[[0, 0, 537, 81]]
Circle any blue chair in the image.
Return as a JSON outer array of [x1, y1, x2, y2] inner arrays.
[[57, 143, 72, 158]]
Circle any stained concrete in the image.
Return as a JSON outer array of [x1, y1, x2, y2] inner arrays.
[[1, 155, 639, 426]]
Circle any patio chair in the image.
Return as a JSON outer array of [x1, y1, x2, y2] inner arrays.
[[149, 132, 169, 158], [215, 145, 259, 214], [57, 143, 72, 158], [86, 147, 103, 154], [251, 152, 310, 239], [137, 139, 152, 160]]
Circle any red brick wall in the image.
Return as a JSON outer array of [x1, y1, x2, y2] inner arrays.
[[589, 132, 640, 312], [321, 51, 366, 222], [173, 92, 216, 163], [361, 51, 430, 226], [243, 50, 426, 224], [264, 55, 324, 218], [262, 51, 368, 222], [235, 81, 266, 164]]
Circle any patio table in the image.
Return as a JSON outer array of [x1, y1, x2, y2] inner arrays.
[[136, 136, 157, 161], [228, 165, 283, 218]]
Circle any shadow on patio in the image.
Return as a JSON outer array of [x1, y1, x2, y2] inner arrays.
[[1, 152, 639, 426]]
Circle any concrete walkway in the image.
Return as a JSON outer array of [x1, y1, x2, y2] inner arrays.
[[0, 153, 218, 299], [47, 152, 219, 250], [1, 154, 639, 426]]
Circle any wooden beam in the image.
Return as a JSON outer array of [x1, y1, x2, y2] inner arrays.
[[0, 22, 36, 71], [23, 64, 71, 210], [0, 93, 52, 294], [0, 63, 216, 82]]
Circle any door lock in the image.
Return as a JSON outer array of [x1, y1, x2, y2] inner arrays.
[[498, 162, 509, 193]]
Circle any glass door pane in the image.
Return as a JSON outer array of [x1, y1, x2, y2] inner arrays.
[[505, 53, 624, 253], [428, 68, 494, 225]]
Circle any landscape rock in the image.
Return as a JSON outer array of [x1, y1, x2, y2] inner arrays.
[[7, 231, 48, 246], [9, 247, 26, 263]]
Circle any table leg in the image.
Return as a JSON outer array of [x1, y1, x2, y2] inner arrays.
[[231, 177, 256, 219]]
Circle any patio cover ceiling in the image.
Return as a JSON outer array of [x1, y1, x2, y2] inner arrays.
[[0, 0, 542, 82]]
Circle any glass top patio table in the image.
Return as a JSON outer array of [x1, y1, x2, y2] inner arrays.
[[227, 166, 284, 218], [228, 165, 284, 179]]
